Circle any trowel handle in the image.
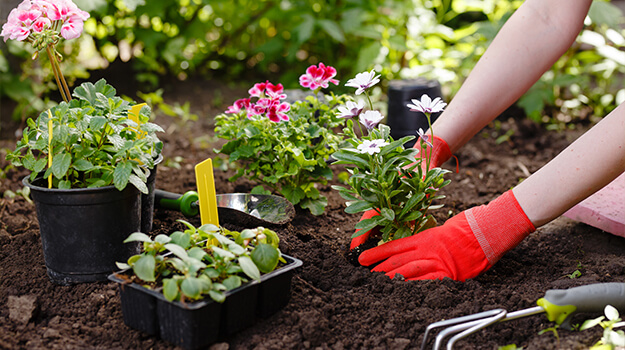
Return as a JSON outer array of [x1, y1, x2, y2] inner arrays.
[[154, 189, 199, 217], [537, 283, 625, 327]]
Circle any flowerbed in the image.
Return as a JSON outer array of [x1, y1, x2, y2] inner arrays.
[[1, 78, 624, 349]]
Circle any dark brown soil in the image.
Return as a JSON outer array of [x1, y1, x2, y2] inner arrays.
[[0, 78, 621, 350]]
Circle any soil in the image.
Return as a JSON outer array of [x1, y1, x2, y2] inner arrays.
[[0, 75, 622, 350]]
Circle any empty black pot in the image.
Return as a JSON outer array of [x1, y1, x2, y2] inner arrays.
[[387, 78, 444, 147], [24, 176, 142, 285]]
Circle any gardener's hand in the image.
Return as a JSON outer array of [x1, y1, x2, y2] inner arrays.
[[358, 190, 535, 281], [349, 135, 452, 250]]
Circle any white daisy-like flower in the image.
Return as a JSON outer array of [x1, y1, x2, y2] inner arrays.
[[337, 100, 366, 119], [356, 139, 389, 155], [345, 69, 381, 95], [407, 94, 447, 114], [359, 110, 384, 130], [416, 128, 433, 148]]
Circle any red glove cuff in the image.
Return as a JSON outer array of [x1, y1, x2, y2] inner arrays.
[[466, 190, 536, 264]]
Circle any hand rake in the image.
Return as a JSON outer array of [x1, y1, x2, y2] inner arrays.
[[421, 282, 625, 350]]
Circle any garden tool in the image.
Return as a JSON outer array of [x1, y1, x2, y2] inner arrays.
[[154, 189, 295, 226], [421, 282, 625, 350]]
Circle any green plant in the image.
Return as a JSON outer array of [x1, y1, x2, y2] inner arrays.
[[7, 79, 163, 193], [332, 70, 450, 243], [581, 305, 625, 349], [119, 220, 283, 303], [214, 63, 350, 215]]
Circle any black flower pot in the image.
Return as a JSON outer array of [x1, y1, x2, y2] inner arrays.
[[24, 176, 142, 285], [109, 254, 303, 350], [387, 78, 444, 147]]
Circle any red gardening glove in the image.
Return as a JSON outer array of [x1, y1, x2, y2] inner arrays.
[[358, 190, 535, 281], [350, 135, 452, 250]]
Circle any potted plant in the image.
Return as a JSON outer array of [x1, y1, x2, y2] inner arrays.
[[214, 63, 351, 215], [331, 69, 451, 248], [109, 220, 302, 350], [2, 0, 163, 284]]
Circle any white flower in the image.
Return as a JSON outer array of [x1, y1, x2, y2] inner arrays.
[[345, 69, 381, 95], [416, 128, 432, 148], [359, 110, 384, 130], [357, 139, 389, 155], [407, 94, 446, 114], [337, 100, 365, 119]]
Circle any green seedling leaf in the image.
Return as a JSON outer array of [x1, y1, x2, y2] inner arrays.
[[208, 290, 226, 303], [239, 256, 261, 281], [132, 255, 156, 282], [251, 244, 280, 273], [222, 275, 242, 290], [163, 278, 180, 302], [164, 244, 189, 260], [181, 277, 204, 300], [124, 232, 152, 243]]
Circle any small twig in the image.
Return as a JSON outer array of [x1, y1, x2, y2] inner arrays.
[[294, 275, 326, 295]]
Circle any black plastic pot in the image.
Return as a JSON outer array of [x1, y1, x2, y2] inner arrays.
[[24, 176, 142, 285], [387, 78, 444, 147], [141, 154, 163, 233], [109, 254, 303, 350]]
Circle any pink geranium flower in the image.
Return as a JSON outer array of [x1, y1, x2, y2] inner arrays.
[[299, 62, 339, 91]]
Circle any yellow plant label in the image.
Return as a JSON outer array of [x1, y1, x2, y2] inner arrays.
[[195, 158, 219, 226]]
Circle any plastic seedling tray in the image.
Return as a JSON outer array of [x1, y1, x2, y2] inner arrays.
[[109, 254, 302, 350]]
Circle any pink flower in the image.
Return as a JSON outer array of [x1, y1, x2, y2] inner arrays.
[[225, 98, 251, 114], [60, 14, 85, 39], [32, 16, 52, 33], [264, 82, 287, 100], [266, 101, 291, 122], [248, 81, 268, 97], [299, 62, 339, 91], [1, 4, 41, 41]]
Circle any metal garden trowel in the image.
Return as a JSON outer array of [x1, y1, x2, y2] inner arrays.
[[154, 189, 295, 227]]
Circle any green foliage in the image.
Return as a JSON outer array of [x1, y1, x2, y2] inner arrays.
[[332, 123, 450, 243], [518, 1, 625, 128], [6, 79, 163, 193], [214, 92, 349, 215], [580, 305, 625, 349], [120, 220, 283, 303]]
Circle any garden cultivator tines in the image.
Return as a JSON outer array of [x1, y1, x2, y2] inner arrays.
[[421, 283, 625, 350]]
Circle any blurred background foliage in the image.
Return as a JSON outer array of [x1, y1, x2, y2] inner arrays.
[[1, 0, 624, 130]]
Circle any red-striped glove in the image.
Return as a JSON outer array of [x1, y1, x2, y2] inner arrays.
[[358, 190, 535, 281], [350, 135, 452, 250]]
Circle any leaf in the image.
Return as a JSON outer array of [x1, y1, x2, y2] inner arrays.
[[123, 232, 152, 243], [296, 14, 315, 43], [208, 290, 226, 303], [128, 174, 148, 194], [164, 243, 189, 260], [169, 231, 191, 249], [132, 255, 156, 282], [51, 153, 71, 179], [300, 197, 327, 216], [251, 244, 280, 273], [281, 186, 306, 205], [73, 159, 94, 172], [163, 278, 180, 302], [332, 151, 369, 168], [238, 256, 261, 281], [380, 208, 395, 221], [181, 277, 203, 300], [222, 275, 242, 290], [344, 200, 373, 214], [113, 161, 133, 191], [318, 19, 345, 42]]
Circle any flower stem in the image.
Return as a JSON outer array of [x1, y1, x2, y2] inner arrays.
[[46, 44, 70, 102]]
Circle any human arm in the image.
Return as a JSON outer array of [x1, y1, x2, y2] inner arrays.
[[431, 0, 592, 153]]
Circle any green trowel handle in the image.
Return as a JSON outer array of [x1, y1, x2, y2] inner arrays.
[[154, 189, 199, 217], [537, 283, 625, 327]]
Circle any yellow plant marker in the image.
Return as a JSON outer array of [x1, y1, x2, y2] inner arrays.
[[47, 110, 53, 189], [195, 158, 219, 226], [128, 103, 147, 139]]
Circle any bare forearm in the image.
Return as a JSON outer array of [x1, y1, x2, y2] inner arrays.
[[432, 0, 592, 153], [514, 106, 625, 227]]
